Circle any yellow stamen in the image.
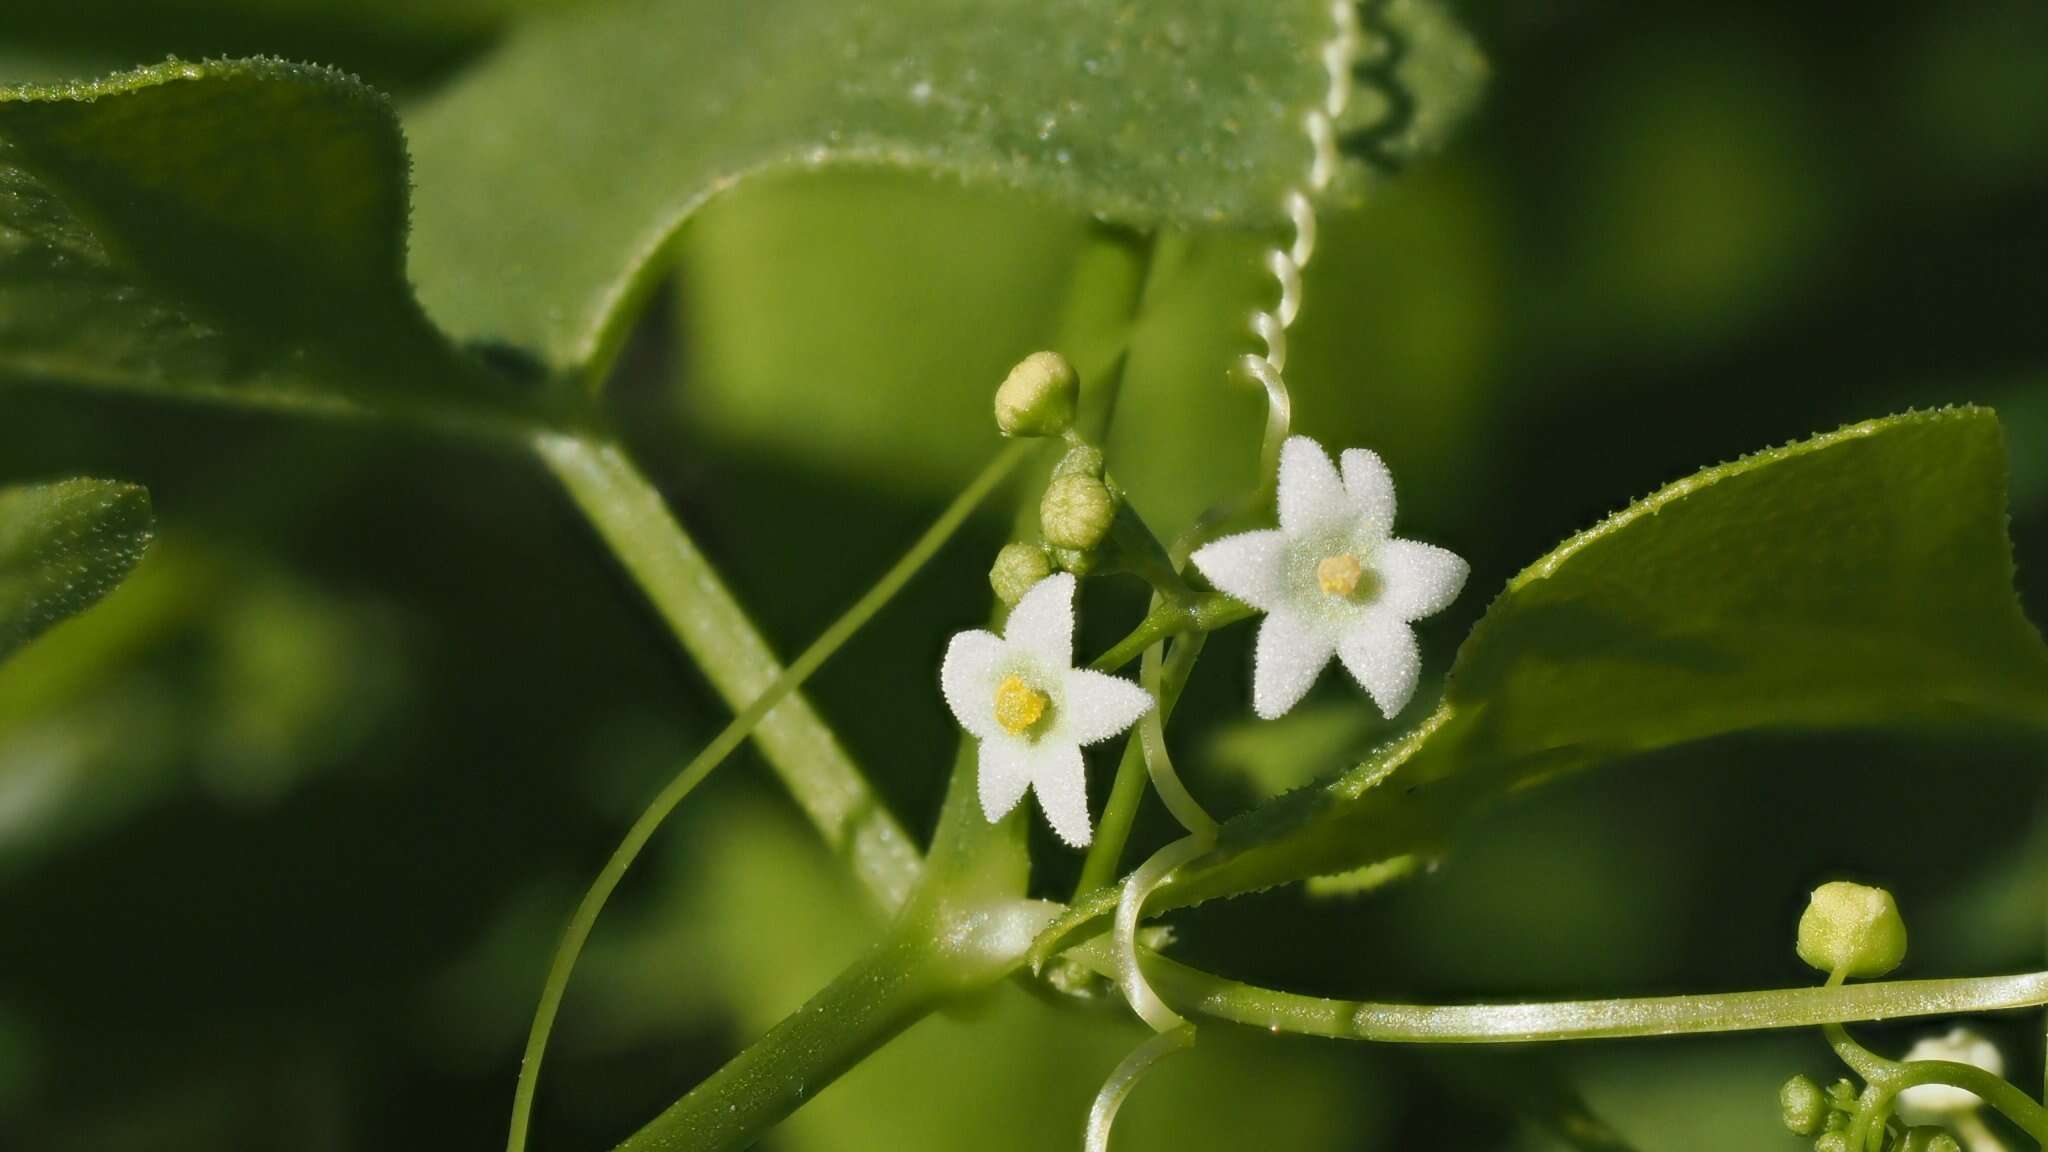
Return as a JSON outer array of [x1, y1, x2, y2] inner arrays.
[[994, 674, 1049, 735], [1316, 553, 1364, 598]]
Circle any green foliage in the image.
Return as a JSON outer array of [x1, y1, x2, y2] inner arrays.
[[1345, 0, 1487, 171], [3, 2, 2045, 1149], [404, 0, 1352, 374], [0, 477, 151, 661], [1140, 409, 2048, 911], [0, 60, 503, 417]]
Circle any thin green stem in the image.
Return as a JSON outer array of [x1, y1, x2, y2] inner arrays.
[[1892, 1060, 2048, 1143], [1076, 740, 1152, 898], [1075, 606, 1230, 895], [1139, 951, 2048, 1044], [1088, 594, 1251, 674], [513, 436, 1028, 1152], [1822, 969, 1893, 1083], [1134, 637, 1217, 836], [539, 432, 957, 909]]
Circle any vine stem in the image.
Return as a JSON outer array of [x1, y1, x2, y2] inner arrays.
[[611, 897, 1057, 1152], [512, 435, 1030, 1152], [1075, 626, 1212, 895], [1140, 950, 2048, 1044]]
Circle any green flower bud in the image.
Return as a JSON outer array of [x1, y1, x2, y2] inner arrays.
[[1797, 881, 1907, 978], [1041, 472, 1116, 551], [994, 351, 1078, 438], [1901, 1129, 1962, 1152], [1779, 1075, 1827, 1136], [989, 542, 1053, 605], [1812, 1132, 1849, 1152]]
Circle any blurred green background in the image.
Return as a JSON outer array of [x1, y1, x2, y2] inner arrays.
[[3, 1, 2047, 1148]]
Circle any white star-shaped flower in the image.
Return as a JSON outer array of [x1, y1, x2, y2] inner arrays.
[[1191, 436, 1468, 720], [941, 572, 1153, 847]]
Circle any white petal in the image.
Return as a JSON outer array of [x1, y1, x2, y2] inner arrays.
[[1337, 614, 1421, 719], [1277, 436, 1351, 534], [1189, 529, 1289, 611], [978, 739, 1034, 822], [1339, 448, 1397, 539], [1027, 741, 1092, 847], [1375, 539, 1469, 622], [1055, 668, 1154, 746], [1898, 1028, 2002, 1122], [1002, 572, 1075, 667], [1253, 610, 1338, 720], [940, 630, 1007, 737]]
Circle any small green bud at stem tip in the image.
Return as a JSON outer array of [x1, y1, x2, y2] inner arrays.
[[994, 351, 1078, 438], [990, 542, 1053, 605], [1797, 880, 1907, 979], [1779, 1075, 1826, 1136], [1041, 473, 1117, 551]]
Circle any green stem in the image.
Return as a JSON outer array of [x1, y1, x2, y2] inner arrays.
[[1076, 741, 1152, 898], [612, 934, 946, 1152], [1088, 594, 1251, 674], [1139, 951, 2048, 1044], [1075, 627, 1207, 895], [515, 436, 1027, 1152], [611, 898, 1058, 1152], [1892, 1060, 2048, 1143], [538, 432, 944, 909]]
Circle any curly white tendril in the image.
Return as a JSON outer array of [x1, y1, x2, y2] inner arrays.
[[1233, 0, 1361, 504], [1090, 6, 1364, 1148]]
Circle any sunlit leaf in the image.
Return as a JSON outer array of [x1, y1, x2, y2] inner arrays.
[[0, 478, 152, 661], [3, 0, 600, 90], [406, 0, 1483, 376], [1057, 409, 2048, 932]]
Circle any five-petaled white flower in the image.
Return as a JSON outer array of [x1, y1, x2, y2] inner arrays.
[[941, 573, 1152, 847], [1191, 436, 1468, 720]]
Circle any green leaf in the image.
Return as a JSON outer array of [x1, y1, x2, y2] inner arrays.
[[3, 0, 601, 91], [404, 0, 1417, 376], [1344, 0, 1489, 171], [0, 60, 511, 424], [0, 478, 152, 661], [1075, 409, 2048, 928]]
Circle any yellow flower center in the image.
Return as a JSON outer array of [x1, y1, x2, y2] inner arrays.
[[1316, 553, 1365, 598], [994, 674, 1050, 735]]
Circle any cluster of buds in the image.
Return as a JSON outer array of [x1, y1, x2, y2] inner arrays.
[[1779, 882, 2008, 1152], [985, 352, 1138, 599]]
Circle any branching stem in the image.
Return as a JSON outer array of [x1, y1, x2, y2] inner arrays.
[[513, 435, 1028, 1152]]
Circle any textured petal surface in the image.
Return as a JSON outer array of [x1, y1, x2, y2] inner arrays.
[[1003, 572, 1075, 667], [1027, 741, 1092, 847], [940, 630, 1007, 737], [1337, 614, 1422, 719], [1277, 436, 1352, 534], [1056, 668, 1154, 746], [977, 738, 1034, 822], [1190, 529, 1289, 611], [1375, 539, 1469, 622], [1339, 448, 1397, 539], [1253, 610, 1338, 719]]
